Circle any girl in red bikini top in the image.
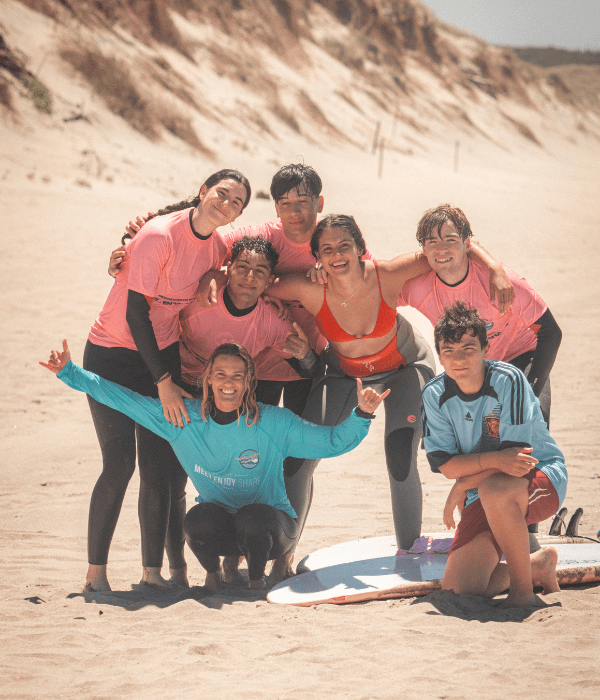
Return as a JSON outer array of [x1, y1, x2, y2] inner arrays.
[[315, 257, 407, 376], [315, 260, 397, 343], [310, 218, 419, 377], [265, 214, 511, 378]]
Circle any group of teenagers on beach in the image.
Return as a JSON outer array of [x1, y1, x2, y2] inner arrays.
[[41, 163, 567, 609]]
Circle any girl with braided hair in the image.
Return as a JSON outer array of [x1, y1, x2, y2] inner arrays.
[[83, 169, 251, 592]]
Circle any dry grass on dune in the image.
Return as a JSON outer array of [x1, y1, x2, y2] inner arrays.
[[58, 42, 214, 156]]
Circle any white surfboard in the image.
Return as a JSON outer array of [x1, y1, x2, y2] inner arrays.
[[296, 533, 592, 574], [268, 540, 600, 607]]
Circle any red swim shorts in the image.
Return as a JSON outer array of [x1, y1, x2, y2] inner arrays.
[[449, 469, 559, 558]]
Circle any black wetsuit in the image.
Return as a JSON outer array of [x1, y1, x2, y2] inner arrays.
[[183, 406, 298, 581], [83, 337, 187, 569]]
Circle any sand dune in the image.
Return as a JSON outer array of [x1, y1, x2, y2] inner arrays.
[[2, 1, 600, 698]]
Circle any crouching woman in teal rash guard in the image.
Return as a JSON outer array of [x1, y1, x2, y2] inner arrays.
[[41, 341, 389, 591]]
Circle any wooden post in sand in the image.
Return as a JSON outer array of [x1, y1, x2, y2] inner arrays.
[[378, 138, 385, 179], [372, 121, 381, 154], [391, 104, 399, 142]]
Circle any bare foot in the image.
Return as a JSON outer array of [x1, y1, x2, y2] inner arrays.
[[205, 571, 224, 592], [169, 565, 189, 587], [141, 567, 171, 590], [497, 548, 560, 609], [531, 546, 560, 594], [248, 577, 267, 591], [85, 564, 111, 592], [497, 591, 537, 609], [270, 552, 295, 584], [222, 556, 243, 583]]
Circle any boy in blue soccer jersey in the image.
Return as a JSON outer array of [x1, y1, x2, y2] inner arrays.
[[421, 301, 567, 608]]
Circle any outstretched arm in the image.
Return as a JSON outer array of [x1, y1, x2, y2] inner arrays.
[[284, 382, 390, 460], [266, 273, 322, 314], [39, 338, 71, 374], [41, 341, 183, 442], [310, 252, 431, 299]]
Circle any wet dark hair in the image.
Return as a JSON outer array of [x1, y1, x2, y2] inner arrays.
[[310, 214, 367, 260], [433, 301, 488, 354], [416, 204, 473, 246], [270, 163, 322, 202], [121, 170, 251, 242], [201, 343, 259, 426], [230, 235, 279, 273]]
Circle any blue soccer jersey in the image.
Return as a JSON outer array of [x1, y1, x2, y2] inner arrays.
[[57, 361, 372, 517], [422, 361, 567, 507]]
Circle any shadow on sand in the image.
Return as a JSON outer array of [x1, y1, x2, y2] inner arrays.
[[65, 576, 271, 611], [411, 588, 563, 622]]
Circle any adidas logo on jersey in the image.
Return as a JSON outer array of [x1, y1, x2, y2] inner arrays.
[[465, 412, 473, 422]]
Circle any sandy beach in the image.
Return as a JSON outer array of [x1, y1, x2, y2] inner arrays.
[[1, 130, 599, 698]]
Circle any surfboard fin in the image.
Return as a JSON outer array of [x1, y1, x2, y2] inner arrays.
[[565, 507, 583, 537], [548, 507, 568, 536]]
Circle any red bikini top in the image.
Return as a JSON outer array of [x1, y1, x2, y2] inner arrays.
[[315, 261, 397, 343]]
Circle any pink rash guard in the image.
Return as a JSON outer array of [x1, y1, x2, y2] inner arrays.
[[221, 220, 326, 381], [179, 287, 294, 383], [222, 220, 372, 381], [398, 260, 547, 361], [89, 208, 228, 350]]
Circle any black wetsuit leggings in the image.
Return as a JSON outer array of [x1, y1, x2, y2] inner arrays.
[[284, 363, 434, 551], [184, 503, 299, 581], [255, 378, 313, 417], [510, 350, 551, 535], [83, 341, 187, 569], [509, 350, 551, 427]]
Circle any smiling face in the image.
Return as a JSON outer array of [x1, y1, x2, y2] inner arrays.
[[226, 250, 275, 309], [438, 331, 489, 394], [422, 221, 470, 284], [315, 226, 362, 276], [207, 355, 248, 412], [199, 178, 248, 229], [274, 186, 324, 242]]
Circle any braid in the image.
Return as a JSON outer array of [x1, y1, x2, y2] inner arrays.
[[120, 195, 199, 245], [142, 167, 251, 227], [150, 195, 200, 220]]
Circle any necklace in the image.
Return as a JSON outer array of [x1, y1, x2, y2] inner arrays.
[[337, 277, 366, 307]]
